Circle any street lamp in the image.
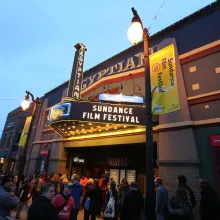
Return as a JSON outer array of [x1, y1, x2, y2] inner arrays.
[[21, 94, 30, 110], [18, 91, 40, 175], [128, 8, 155, 219]]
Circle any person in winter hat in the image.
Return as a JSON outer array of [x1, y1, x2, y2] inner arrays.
[[154, 177, 168, 220]]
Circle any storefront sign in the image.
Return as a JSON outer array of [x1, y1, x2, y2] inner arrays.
[[82, 52, 144, 91], [72, 49, 86, 99], [40, 150, 49, 156], [150, 44, 180, 114], [210, 135, 220, 147], [6, 121, 14, 128], [67, 43, 87, 99], [18, 116, 32, 147], [73, 157, 85, 163], [48, 101, 146, 125], [99, 94, 144, 104], [108, 157, 127, 167]]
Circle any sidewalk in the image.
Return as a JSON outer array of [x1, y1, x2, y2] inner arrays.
[[11, 208, 99, 220]]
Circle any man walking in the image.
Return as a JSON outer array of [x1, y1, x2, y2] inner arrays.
[[154, 177, 168, 220], [52, 182, 75, 220], [71, 174, 82, 220], [177, 175, 196, 209], [120, 182, 144, 220], [28, 183, 59, 220]]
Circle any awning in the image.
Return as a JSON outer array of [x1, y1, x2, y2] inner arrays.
[[0, 151, 7, 158]]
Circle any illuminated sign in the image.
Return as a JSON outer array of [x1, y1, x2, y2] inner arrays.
[[40, 150, 49, 156], [67, 43, 87, 99], [72, 49, 86, 99], [73, 157, 84, 163], [210, 135, 220, 147], [6, 121, 14, 128], [82, 51, 145, 91], [49, 103, 71, 121], [99, 94, 144, 104], [48, 101, 146, 125]]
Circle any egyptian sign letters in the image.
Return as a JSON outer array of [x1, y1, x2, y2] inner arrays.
[[67, 43, 87, 99]]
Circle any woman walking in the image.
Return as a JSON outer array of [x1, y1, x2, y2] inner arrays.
[[15, 177, 31, 219], [119, 178, 129, 213], [82, 178, 101, 220]]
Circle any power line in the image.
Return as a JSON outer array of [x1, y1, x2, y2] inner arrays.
[[148, 0, 169, 32]]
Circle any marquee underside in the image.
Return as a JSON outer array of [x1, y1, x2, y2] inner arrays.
[[49, 120, 143, 138]]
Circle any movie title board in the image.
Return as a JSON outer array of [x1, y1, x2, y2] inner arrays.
[[49, 101, 146, 126]]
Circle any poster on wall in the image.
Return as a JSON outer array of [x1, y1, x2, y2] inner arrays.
[[18, 116, 32, 147], [109, 169, 119, 185], [150, 44, 180, 115], [120, 169, 126, 184], [126, 170, 136, 184]]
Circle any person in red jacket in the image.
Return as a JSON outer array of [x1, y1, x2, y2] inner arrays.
[[80, 175, 88, 193], [52, 182, 75, 220]]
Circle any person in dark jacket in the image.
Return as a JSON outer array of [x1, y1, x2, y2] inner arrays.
[[168, 187, 193, 220], [177, 175, 196, 209], [83, 178, 101, 220], [71, 174, 83, 220], [28, 183, 59, 220], [104, 180, 118, 220], [199, 179, 220, 220], [119, 178, 129, 210], [0, 174, 19, 219], [15, 177, 31, 219], [120, 182, 144, 220]]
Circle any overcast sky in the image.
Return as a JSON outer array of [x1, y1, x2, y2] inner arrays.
[[0, 0, 215, 135]]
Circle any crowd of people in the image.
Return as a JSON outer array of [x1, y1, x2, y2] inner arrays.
[[0, 171, 220, 220]]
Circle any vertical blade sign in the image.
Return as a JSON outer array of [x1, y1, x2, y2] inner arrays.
[[67, 42, 87, 99]]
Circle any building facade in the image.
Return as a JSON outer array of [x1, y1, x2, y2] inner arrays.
[[0, 105, 33, 172], [3, 2, 219, 217]]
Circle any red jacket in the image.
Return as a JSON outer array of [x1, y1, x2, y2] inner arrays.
[[52, 194, 75, 220]]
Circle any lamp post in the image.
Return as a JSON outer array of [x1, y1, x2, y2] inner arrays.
[[127, 8, 155, 219], [19, 91, 40, 175]]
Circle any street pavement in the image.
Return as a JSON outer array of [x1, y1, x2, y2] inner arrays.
[[11, 208, 88, 220]]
